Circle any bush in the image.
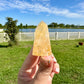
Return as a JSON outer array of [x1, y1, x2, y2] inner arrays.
[[5, 17, 19, 46], [8, 39, 18, 47]]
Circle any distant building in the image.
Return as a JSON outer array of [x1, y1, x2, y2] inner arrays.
[[0, 29, 3, 32]]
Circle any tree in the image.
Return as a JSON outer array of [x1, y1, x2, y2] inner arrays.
[[0, 24, 2, 29], [5, 17, 19, 46], [48, 22, 58, 28], [0, 24, 2, 27], [25, 24, 28, 28], [19, 23, 23, 32], [65, 24, 71, 28], [71, 24, 75, 28], [58, 23, 65, 28]]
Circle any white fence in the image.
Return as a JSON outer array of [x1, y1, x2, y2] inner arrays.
[[0, 32, 84, 42], [0, 29, 3, 32]]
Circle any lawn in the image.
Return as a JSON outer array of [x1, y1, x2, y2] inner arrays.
[[0, 40, 84, 84]]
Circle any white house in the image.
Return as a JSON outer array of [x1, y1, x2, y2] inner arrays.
[[0, 29, 3, 32]]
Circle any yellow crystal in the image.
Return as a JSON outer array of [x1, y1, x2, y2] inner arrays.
[[33, 21, 52, 56]]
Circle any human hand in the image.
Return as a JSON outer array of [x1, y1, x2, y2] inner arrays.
[[18, 48, 60, 84]]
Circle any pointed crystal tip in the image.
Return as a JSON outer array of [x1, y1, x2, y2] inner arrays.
[[40, 21, 45, 24], [38, 21, 47, 28]]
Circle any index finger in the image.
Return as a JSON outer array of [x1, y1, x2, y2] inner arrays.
[[21, 47, 40, 70]]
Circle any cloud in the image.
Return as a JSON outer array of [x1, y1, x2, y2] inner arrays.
[[71, 2, 84, 14], [32, 0, 50, 2], [78, 2, 84, 9], [32, 0, 50, 7], [0, 0, 9, 10], [78, 10, 84, 13], [0, 0, 84, 18]]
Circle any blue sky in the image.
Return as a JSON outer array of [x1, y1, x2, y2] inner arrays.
[[0, 0, 84, 25]]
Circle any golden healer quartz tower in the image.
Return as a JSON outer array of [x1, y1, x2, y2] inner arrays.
[[33, 21, 52, 56]]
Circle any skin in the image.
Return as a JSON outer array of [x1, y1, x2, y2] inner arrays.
[[18, 48, 60, 84]]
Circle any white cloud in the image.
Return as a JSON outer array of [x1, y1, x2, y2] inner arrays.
[[77, 2, 84, 14], [78, 10, 84, 13], [71, 2, 84, 14], [0, 0, 83, 18], [78, 2, 84, 9], [32, 0, 50, 2], [0, 1, 9, 10]]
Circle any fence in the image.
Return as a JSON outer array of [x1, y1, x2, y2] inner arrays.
[[0, 32, 84, 43]]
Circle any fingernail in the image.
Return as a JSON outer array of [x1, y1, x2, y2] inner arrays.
[[54, 58, 57, 63], [51, 54, 57, 63], [55, 68, 59, 74]]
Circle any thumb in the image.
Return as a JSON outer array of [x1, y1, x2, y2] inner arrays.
[[35, 56, 53, 80]]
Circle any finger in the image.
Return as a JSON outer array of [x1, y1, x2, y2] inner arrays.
[[30, 65, 39, 78], [51, 54, 57, 63], [39, 56, 53, 70], [50, 72, 55, 78], [53, 63, 60, 74], [51, 54, 60, 74], [21, 48, 40, 70], [35, 56, 53, 80], [26, 64, 38, 79]]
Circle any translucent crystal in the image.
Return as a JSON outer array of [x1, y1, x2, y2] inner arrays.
[[33, 21, 52, 56]]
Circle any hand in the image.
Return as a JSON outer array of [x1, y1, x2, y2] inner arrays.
[[18, 48, 60, 84]]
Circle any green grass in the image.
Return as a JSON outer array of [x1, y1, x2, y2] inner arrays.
[[0, 40, 84, 84]]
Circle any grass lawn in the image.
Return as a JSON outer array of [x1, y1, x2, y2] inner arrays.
[[0, 40, 84, 84]]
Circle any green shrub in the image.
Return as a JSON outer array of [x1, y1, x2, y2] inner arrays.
[[5, 17, 19, 46]]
